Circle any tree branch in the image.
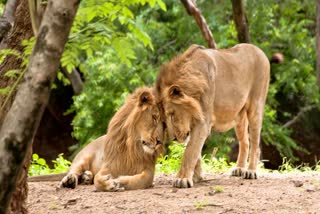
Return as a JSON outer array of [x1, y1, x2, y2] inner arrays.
[[283, 105, 316, 128], [180, 0, 216, 49], [28, 0, 45, 36], [231, 0, 250, 43], [61, 67, 83, 95], [0, 0, 80, 212]]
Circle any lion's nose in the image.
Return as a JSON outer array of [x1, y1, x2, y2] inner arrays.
[[186, 131, 190, 137]]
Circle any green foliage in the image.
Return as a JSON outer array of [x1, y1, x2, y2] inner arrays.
[[156, 142, 185, 174], [0, 38, 34, 111], [28, 154, 71, 176], [68, 0, 318, 163], [245, 0, 319, 160], [156, 143, 233, 174], [203, 131, 235, 160], [66, 0, 167, 147]]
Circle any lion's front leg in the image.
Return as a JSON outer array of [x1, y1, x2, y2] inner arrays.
[[193, 158, 203, 183], [94, 167, 154, 192], [115, 170, 155, 190], [60, 161, 88, 189], [174, 124, 209, 188]]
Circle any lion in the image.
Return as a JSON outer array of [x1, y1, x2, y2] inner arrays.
[[49, 87, 164, 191], [155, 43, 270, 188]]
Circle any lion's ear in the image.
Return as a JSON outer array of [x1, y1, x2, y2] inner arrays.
[[139, 91, 153, 106], [168, 85, 183, 98]]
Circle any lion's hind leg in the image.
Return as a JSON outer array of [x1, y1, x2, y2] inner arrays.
[[60, 173, 78, 189], [243, 105, 264, 179], [60, 157, 92, 188], [232, 110, 249, 177]]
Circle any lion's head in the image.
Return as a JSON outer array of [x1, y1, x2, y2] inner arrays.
[[160, 85, 204, 144], [156, 46, 208, 144], [106, 87, 164, 156]]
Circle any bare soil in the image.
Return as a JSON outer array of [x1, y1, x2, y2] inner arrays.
[[28, 172, 320, 214]]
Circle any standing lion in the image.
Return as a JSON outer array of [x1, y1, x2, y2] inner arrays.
[[156, 44, 270, 188], [59, 87, 164, 191]]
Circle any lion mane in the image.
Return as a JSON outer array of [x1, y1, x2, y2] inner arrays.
[[102, 87, 163, 177], [56, 86, 164, 191]]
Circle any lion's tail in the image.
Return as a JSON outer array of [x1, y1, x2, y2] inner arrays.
[[270, 53, 284, 64]]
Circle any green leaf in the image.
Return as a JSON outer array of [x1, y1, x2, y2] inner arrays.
[[4, 69, 21, 78], [0, 86, 11, 96], [156, 0, 167, 11]]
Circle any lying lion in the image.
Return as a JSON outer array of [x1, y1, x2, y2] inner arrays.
[[29, 87, 164, 191], [156, 44, 270, 188]]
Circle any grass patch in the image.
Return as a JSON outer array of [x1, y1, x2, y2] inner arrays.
[[278, 157, 320, 174], [194, 200, 208, 209], [211, 185, 224, 193]]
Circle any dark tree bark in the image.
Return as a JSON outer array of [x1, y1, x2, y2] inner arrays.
[[231, 0, 250, 43], [0, 0, 19, 42], [180, 0, 216, 49], [0, 0, 80, 213], [0, 1, 33, 212], [317, 0, 320, 86]]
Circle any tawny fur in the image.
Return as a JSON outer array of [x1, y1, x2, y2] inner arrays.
[[60, 87, 164, 191], [156, 44, 270, 188]]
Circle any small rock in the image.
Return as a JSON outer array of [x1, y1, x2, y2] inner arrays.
[[153, 192, 163, 196], [305, 186, 315, 192], [83, 205, 92, 209], [207, 191, 215, 196], [66, 197, 79, 206], [170, 188, 178, 193], [292, 180, 304, 187], [228, 193, 232, 197], [115, 206, 127, 210]]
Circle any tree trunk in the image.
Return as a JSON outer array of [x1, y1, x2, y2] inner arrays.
[[317, 0, 320, 86], [0, 0, 19, 42], [231, 0, 250, 43], [180, 0, 216, 49], [0, 1, 33, 212], [0, 1, 79, 213], [0, 0, 33, 120]]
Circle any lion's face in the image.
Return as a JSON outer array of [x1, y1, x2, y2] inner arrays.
[[162, 85, 204, 144], [164, 102, 191, 144], [134, 90, 164, 155]]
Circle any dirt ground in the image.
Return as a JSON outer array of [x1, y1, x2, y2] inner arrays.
[[28, 172, 320, 214]]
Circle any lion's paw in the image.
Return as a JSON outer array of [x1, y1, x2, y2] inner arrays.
[[192, 173, 203, 183], [81, 170, 93, 185], [105, 179, 125, 192], [173, 177, 193, 188], [231, 167, 245, 177], [242, 170, 258, 179], [60, 174, 78, 189]]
